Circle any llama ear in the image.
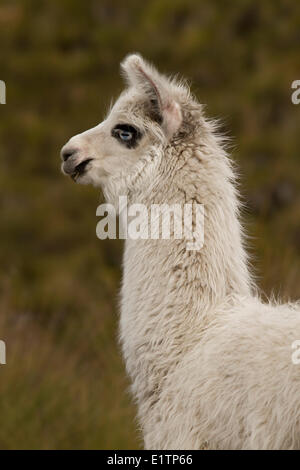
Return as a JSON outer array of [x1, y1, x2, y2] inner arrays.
[[121, 54, 182, 139]]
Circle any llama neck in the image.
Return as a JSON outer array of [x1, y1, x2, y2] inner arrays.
[[122, 135, 252, 313], [119, 134, 252, 424]]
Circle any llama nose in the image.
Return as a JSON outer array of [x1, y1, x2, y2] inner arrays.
[[61, 147, 78, 162]]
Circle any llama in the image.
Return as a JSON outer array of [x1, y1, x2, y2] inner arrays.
[[61, 54, 300, 450]]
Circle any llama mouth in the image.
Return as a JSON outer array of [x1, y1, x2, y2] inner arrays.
[[71, 159, 93, 181]]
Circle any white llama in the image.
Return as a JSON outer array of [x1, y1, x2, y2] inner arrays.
[[61, 54, 300, 450]]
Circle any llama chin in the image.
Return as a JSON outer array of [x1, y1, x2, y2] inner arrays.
[[61, 54, 300, 450]]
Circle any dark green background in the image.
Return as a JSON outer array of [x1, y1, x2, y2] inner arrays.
[[0, 0, 299, 449]]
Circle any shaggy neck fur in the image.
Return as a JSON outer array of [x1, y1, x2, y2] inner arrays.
[[118, 117, 252, 446]]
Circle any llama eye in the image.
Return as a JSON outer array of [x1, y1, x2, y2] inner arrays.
[[119, 130, 132, 141], [111, 124, 142, 149]]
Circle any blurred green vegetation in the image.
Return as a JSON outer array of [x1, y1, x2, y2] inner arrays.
[[0, 0, 299, 449]]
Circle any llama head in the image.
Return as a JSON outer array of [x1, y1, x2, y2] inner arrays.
[[60, 54, 194, 198]]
